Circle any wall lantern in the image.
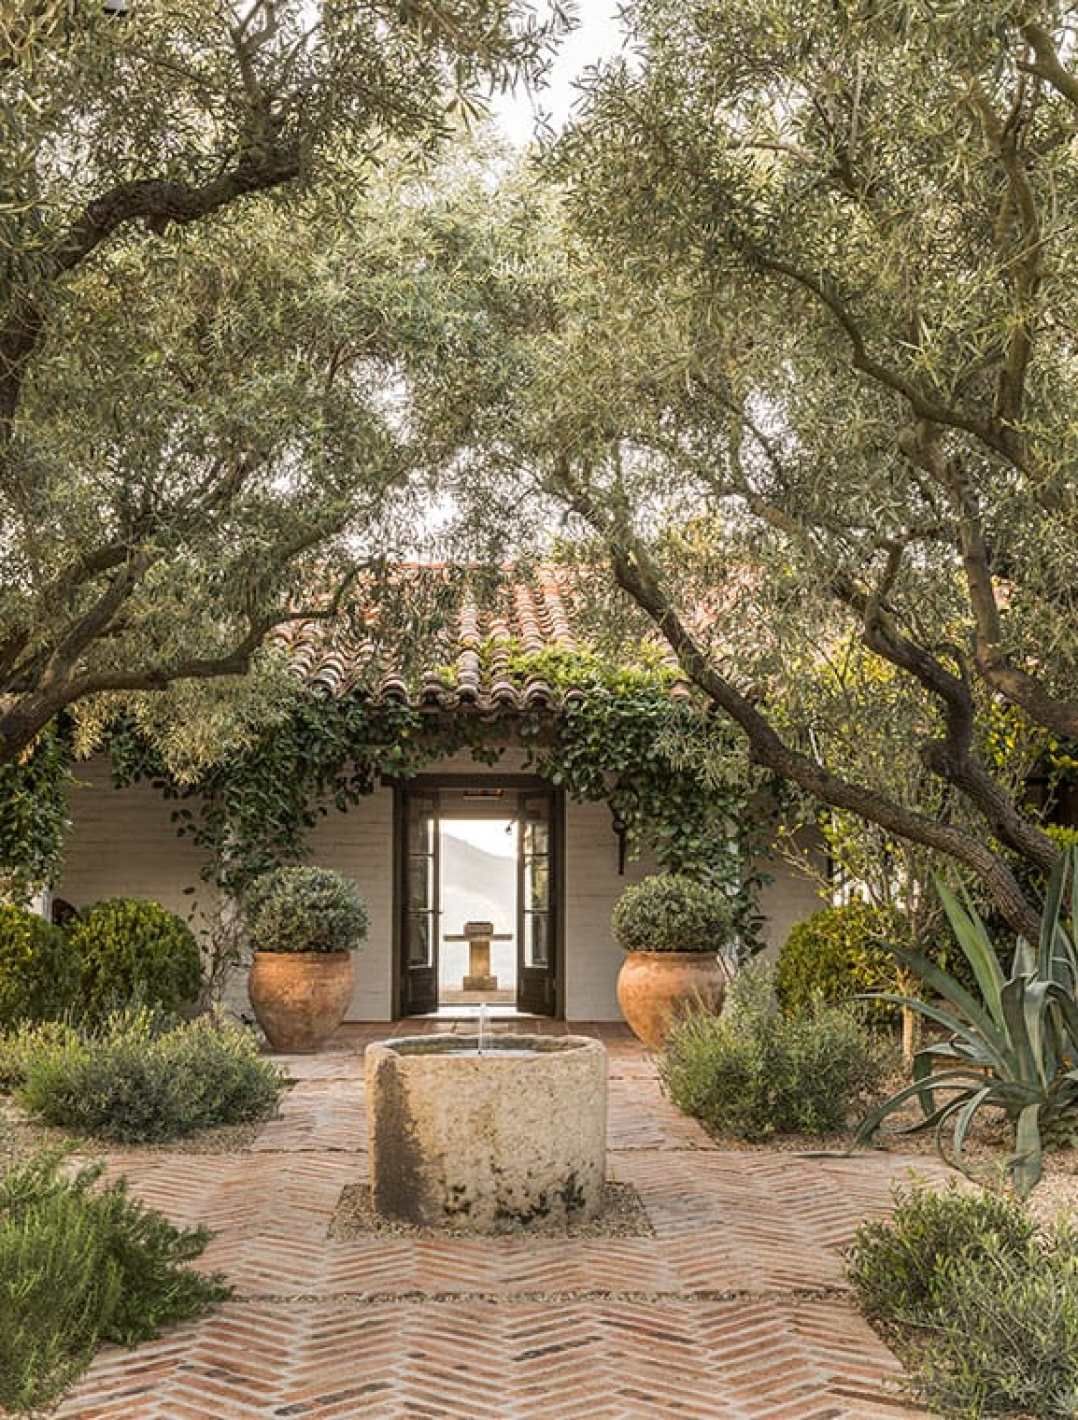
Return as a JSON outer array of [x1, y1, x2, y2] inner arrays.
[[610, 810, 628, 876]]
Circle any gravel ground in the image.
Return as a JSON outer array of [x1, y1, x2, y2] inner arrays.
[[329, 1181, 654, 1240], [693, 1077, 1078, 1221], [0, 1097, 56, 1172], [0, 1095, 262, 1170]]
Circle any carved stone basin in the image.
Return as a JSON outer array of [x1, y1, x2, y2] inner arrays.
[[364, 1034, 607, 1232]]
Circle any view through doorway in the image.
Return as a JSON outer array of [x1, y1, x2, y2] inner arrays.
[[439, 817, 518, 1007], [398, 780, 559, 1018]]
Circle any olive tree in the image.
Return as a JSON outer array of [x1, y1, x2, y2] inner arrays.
[[0, 0, 563, 765], [544, 0, 1078, 938], [457, 2, 1078, 938]]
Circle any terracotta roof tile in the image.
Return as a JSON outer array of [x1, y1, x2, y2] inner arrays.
[[275, 565, 693, 712]]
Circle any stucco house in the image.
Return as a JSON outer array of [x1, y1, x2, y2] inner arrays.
[[52, 571, 824, 1023]]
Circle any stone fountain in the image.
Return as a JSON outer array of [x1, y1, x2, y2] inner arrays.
[[365, 1022, 607, 1232]]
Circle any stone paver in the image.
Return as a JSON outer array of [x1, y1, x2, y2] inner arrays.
[[54, 1021, 942, 1418]]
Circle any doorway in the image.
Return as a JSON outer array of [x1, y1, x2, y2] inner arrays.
[[396, 778, 561, 1018]]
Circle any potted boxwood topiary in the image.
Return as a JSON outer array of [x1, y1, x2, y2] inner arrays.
[[612, 874, 734, 1048], [246, 866, 368, 1052]]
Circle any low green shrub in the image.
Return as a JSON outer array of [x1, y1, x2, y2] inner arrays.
[[776, 901, 901, 1020], [611, 873, 736, 953], [247, 866, 369, 953], [777, 900, 980, 1025], [70, 897, 202, 1023], [0, 1018, 80, 1091], [17, 1010, 284, 1143], [847, 1182, 1036, 1320], [0, 904, 80, 1030], [659, 963, 891, 1140], [0, 1150, 228, 1414], [848, 1183, 1078, 1419]]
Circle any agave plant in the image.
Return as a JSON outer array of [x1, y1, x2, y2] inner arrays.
[[855, 848, 1078, 1197]]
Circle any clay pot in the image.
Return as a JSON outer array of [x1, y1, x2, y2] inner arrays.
[[616, 951, 726, 1050], [248, 950, 354, 1053]]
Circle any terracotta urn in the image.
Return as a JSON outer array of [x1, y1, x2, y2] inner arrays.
[[616, 951, 726, 1050], [248, 950, 354, 1053]]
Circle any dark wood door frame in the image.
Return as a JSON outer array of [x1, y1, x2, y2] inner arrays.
[[391, 775, 565, 1019]]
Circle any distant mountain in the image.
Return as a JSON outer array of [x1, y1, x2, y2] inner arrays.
[[439, 828, 516, 987]]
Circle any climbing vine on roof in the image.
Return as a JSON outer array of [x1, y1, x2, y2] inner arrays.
[[107, 644, 767, 947]]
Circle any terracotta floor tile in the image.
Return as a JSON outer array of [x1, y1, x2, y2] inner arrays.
[[46, 1023, 938, 1420]]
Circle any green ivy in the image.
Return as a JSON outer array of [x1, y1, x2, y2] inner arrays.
[[106, 645, 765, 945], [0, 729, 70, 899], [508, 646, 768, 949], [109, 696, 469, 897]]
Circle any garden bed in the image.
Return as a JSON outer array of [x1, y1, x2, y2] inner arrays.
[[0, 1096, 263, 1172], [695, 1087, 1078, 1225]]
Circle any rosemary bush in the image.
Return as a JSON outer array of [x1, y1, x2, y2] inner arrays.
[[848, 1183, 1078, 1419], [16, 1009, 283, 1143], [0, 1151, 228, 1414], [660, 964, 890, 1139]]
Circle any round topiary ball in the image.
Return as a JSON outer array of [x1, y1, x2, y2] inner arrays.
[[247, 866, 368, 954], [70, 898, 202, 1022], [776, 901, 900, 1020], [611, 874, 735, 953], [0, 903, 80, 1029]]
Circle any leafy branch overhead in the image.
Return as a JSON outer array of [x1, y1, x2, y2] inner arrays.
[[439, 0, 1078, 939], [0, 0, 565, 765]]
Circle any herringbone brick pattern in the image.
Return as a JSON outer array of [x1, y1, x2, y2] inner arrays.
[[49, 1020, 941, 1419], [56, 1298, 927, 1419], [253, 1081, 366, 1154]]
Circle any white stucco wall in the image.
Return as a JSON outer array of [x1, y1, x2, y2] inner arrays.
[[54, 749, 827, 1023], [754, 831, 830, 959], [306, 788, 395, 1021], [56, 757, 217, 927], [562, 798, 656, 1020]]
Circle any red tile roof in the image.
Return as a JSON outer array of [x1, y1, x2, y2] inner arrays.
[[276, 565, 692, 713]]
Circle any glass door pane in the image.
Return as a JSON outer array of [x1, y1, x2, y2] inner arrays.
[[517, 791, 555, 1011], [402, 790, 439, 1011]]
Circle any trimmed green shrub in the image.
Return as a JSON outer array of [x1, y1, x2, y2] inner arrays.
[[847, 1182, 1036, 1321], [0, 1018, 80, 1092], [17, 1010, 284, 1143], [848, 1184, 1078, 1419], [70, 897, 202, 1022], [776, 901, 901, 1019], [247, 865, 368, 954], [611, 873, 736, 953], [0, 1150, 228, 1414], [659, 963, 890, 1139], [0, 904, 80, 1030]]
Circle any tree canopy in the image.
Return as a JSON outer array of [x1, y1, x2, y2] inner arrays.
[[0, 0, 563, 765], [444, 0, 1078, 937], [5, 0, 1078, 941]]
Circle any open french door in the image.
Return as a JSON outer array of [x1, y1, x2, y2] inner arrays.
[[401, 789, 439, 1015], [517, 790, 557, 1016]]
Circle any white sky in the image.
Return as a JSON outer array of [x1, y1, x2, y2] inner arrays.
[[443, 818, 518, 858], [490, 1, 627, 146]]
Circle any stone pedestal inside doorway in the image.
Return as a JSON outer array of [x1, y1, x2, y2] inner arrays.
[[444, 919, 512, 993]]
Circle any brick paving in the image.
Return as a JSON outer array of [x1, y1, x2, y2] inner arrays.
[[53, 1021, 943, 1419]]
